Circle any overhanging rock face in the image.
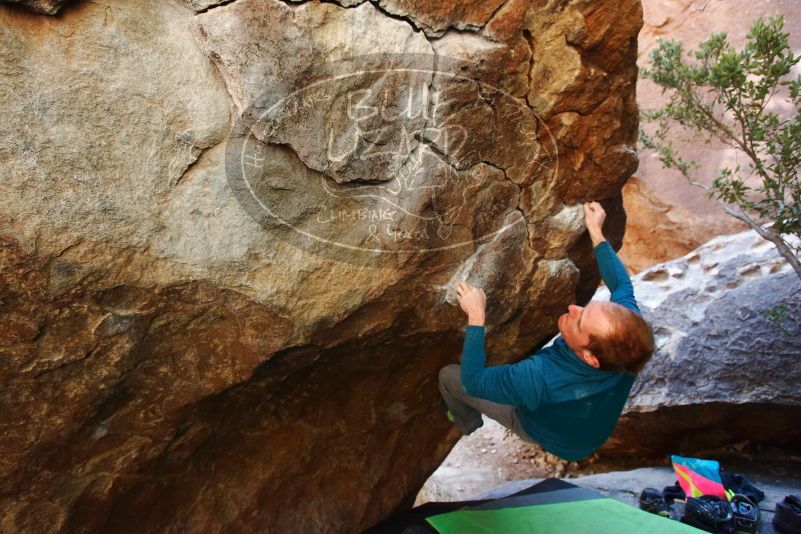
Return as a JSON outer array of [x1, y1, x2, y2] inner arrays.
[[0, 0, 641, 531]]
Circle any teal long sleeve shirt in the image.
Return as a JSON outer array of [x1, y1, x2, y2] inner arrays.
[[460, 241, 640, 461]]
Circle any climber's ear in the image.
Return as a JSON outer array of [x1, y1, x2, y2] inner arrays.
[[581, 349, 601, 369]]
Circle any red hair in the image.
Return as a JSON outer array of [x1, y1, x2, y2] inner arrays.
[[586, 303, 654, 374]]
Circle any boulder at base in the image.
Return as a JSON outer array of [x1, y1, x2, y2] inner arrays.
[[599, 230, 801, 461]]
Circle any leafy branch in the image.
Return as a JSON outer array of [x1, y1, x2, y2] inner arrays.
[[640, 16, 801, 278]]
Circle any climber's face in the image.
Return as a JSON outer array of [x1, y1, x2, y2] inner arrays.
[[557, 301, 614, 367]]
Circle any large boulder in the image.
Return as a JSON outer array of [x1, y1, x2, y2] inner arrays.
[[0, 0, 641, 532], [598, 231, 801, 460]]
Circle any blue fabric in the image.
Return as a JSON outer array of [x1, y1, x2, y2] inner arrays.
[[460, 241, 641, 460]]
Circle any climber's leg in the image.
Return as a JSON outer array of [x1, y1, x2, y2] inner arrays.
[[438, 364, 536, 443]]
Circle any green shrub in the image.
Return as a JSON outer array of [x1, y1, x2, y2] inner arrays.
[[640, 16, 801, 278]]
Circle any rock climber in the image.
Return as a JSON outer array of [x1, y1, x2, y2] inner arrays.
[[439, 201, 655, 461]]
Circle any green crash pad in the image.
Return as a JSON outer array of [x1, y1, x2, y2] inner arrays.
[[426, 497, 705, 534]]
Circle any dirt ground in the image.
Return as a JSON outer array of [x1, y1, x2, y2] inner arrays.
[[416, 416, 801, 505], [415, 417, 575, 505]]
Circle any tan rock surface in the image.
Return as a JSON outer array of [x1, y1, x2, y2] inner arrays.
[[0, 0, 641, 531]]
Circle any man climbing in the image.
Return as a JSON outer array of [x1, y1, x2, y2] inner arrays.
[[439, 201, 654, 461]]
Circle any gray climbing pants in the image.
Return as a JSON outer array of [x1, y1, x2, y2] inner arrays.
[[438, 363, 537, 444]]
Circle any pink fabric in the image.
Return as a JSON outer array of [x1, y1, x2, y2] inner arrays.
[[673, 463, 727, 499]]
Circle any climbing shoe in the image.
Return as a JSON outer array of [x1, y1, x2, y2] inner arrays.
[[663, 481, 687, 504], [721, 472, 765, 504], [730, 494, 759, 534], [681, 495, 734, 534], [640, 487, 671, 518], [774, 495, 801, 534]]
